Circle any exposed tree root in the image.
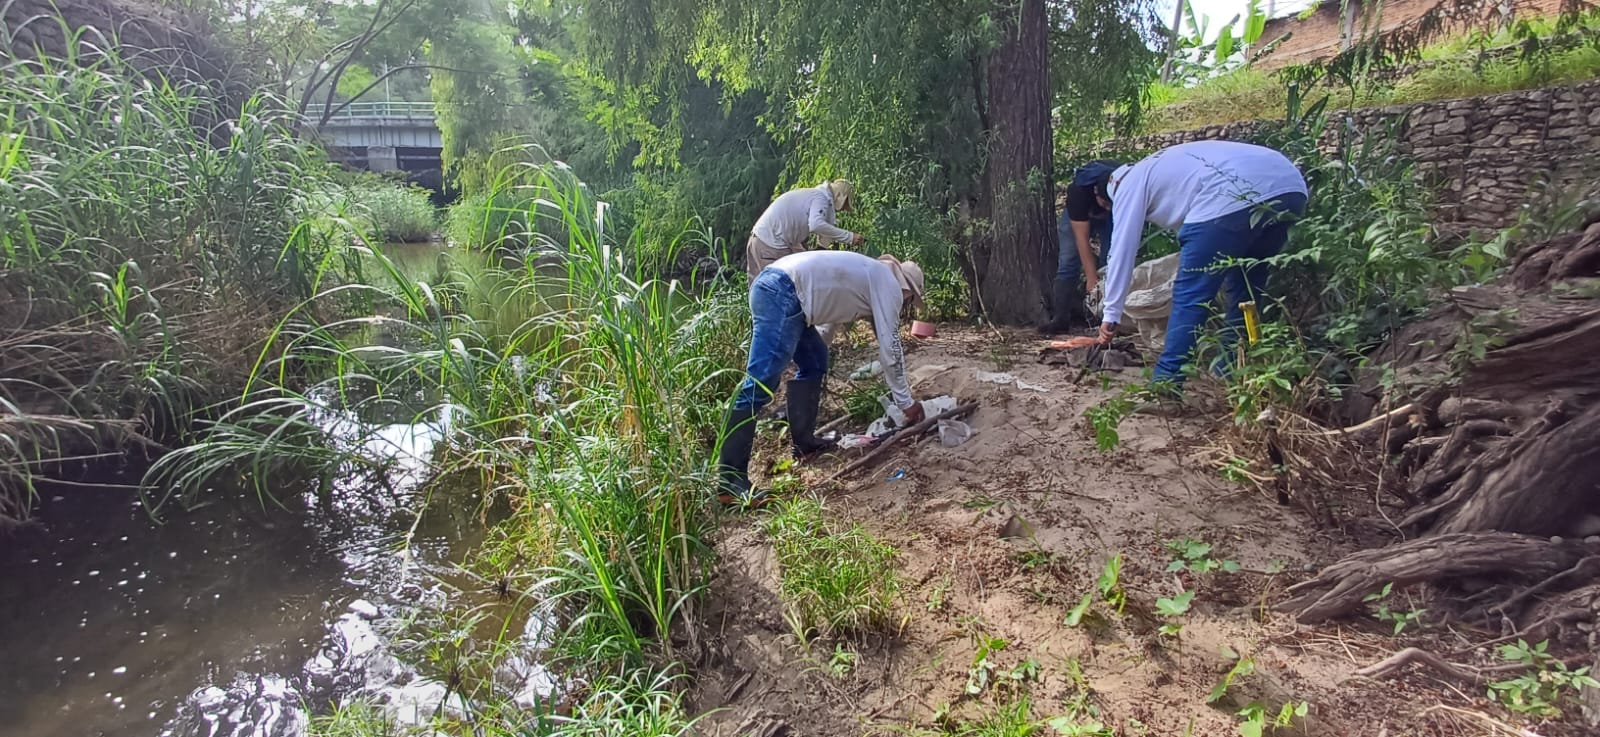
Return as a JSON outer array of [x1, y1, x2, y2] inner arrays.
[[1279, 533, 1589, 623], [1353, 647, 1525, 684]]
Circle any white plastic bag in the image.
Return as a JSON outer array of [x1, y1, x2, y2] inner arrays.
[[1121, 253, 1181, 352], [937, 419, 973, 447]]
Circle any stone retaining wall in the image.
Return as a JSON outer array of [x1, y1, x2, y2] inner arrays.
[[1076, 80, 1600, 229]]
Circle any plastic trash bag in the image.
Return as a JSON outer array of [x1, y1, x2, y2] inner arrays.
[[937, 419, 973, 447], [1121, 253, 1181, 352]]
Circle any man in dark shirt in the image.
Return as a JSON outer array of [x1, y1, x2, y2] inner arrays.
[[1041, 160, 1119, 334]]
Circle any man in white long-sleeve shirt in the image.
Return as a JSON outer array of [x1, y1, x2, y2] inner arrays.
[[1092, 140, 1308, 391], [716, 250, 926, 507], [745, 180, 864, 277]]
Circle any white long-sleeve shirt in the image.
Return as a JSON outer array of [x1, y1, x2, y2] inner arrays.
[[752, 184, 854, 252], [1101, 141, 1307, 324], [774, 251, 912, 407]]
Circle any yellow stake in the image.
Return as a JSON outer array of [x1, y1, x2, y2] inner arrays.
[[1240, 300, 1261, 345]]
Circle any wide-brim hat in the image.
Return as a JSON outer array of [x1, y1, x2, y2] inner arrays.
[[828, 179, 855, 211], [877, 254, 925, 307]]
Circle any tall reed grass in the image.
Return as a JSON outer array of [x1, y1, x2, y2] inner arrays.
[[158, 156, 751, 730], [0, 27, 350, 522]]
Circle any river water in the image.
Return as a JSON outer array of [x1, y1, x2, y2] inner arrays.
[[0, 409, 505, 737], [0, 243, 565, 737]]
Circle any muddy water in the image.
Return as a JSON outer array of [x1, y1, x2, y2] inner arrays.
[[0, 242, 569, 737], [0, 409, 523, 737]]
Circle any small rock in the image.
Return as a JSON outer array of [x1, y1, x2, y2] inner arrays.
[[1301, 563, 1319, 573], [1551, 536, 1565, 545], [999, 514, 1036, 541], [1585, 536, 1600, 546]]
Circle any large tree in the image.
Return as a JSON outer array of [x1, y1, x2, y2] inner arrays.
[[548, 0, 1153, 324]]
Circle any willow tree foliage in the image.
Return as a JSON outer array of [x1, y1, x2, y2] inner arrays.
[[548, 0, 1156, 323]]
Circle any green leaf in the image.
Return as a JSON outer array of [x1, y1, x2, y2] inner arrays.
[[1156, 590, 1196, 617], [1167, 560, 1189, 573], [1064, 593, 1093, 627], [1221, 560, 1242, 573], [1097, 555, 1123, 599], [1215, 26, 1236, 63], [1238, 721, 1263, 737]]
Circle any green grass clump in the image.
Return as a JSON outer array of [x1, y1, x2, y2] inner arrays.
[[345, 180, 439, 243], [308, 670, 701, 737], [763, 496, 901, 639]]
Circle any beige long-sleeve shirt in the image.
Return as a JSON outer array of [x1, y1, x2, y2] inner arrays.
[[751, 184, 854, 253], [774, 251, 911, 408]]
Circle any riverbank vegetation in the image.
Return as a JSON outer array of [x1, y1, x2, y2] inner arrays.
[[0, 34, 347, 521], [6, 0, 1600, 734]]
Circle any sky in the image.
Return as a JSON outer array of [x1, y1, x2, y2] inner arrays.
[[1164, 0, 1320, 40]]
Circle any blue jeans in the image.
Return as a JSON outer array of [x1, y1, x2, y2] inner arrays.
[[1056, 212, 1111, 283], [1152, 193, 1308, 387], [733, 268, 829, 411]]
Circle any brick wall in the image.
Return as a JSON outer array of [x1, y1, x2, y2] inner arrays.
[[1073, 80, 1600, 229], [1255, 0, 1570, 70]]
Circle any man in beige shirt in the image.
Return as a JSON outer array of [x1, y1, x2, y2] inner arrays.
[[745, 180, 863, 277]]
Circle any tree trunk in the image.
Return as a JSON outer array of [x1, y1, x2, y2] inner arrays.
[[972, 0, 1055, 326]]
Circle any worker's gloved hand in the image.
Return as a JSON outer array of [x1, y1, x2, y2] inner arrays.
[[1097, 321, 1117, 346], [901, 401, 926, 426], [850, 233, 866, 246]]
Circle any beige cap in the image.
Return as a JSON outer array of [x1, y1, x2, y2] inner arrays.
[[827, 179, 855, 211], [877, 254, 926, 306]]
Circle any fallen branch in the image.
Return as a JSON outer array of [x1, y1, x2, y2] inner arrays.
[[1316, 402, 1417, 446], [829, 402, 979, 482], [819, 414, 852, 436]]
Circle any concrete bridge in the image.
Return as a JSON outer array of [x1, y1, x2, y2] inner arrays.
[[306, 102, 448, 196]]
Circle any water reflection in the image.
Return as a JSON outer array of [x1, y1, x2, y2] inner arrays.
[[0, 398, 542, 737]]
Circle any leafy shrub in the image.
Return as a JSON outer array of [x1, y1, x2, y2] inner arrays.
[[346, 181, 438, 243], [445, 189, 536, 251]]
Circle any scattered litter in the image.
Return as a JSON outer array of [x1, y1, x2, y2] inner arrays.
[[975, 370, 1017, 385], [866, 394, 958, 436], [922, 395, 958, 416], [850, 360, 883, 380], [975, 370, 1048, 393], [887, 468, 908, 482], [839, 434, 877, 450], [937, 419, 973, 447]]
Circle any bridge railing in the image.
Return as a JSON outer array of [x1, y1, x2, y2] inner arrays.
[[305, 101, 435, 121]]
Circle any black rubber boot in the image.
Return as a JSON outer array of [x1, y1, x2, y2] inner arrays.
[[715, 406, 768, 508], [786, 378, 837, 460], [1038, 279, 1076, 335]]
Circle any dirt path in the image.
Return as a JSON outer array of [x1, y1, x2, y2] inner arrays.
[[685, 327, 1511, 737]]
